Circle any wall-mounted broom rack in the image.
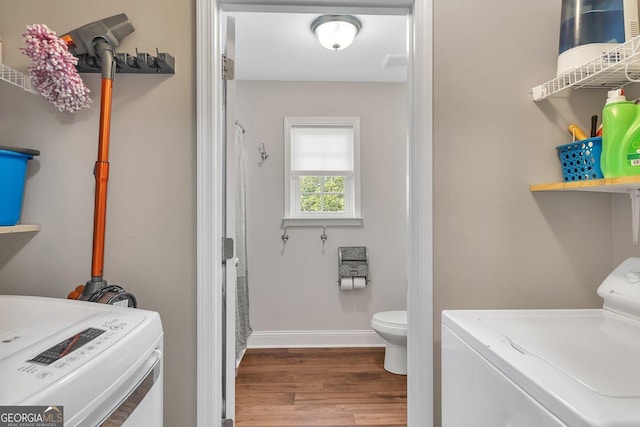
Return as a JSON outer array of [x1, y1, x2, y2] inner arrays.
[[0, 63, 37, 93], [74, 50, 175, 74], [2, 50, 175, 92]]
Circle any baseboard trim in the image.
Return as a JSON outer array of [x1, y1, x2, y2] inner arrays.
[[247, 329, 385, 348]]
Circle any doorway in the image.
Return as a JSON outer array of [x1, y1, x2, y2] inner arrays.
[[228, 8, 408, 343], [195, 1, 433, 426], [230, 9, 409, 419]]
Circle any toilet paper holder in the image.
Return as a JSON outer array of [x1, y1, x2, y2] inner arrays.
[[338, 246, 369, 284]]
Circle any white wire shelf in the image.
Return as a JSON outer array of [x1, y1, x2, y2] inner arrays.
[[530, 36, 640, 101], [0, 63, 37, 93]]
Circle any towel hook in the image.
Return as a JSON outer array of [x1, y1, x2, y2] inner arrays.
[[320, 226, 328, 247], [281, 226, 289, 244], [258, 143, 269, 167]]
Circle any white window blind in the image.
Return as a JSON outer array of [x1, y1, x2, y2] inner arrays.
[[290, 125, 354, 176]]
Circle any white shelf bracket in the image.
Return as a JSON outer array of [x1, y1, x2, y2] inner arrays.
[[630, 189, 640, 245]]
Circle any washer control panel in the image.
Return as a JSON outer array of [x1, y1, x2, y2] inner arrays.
[[28, 327, 105, 365], [598, 257, 640, 318], [626, 271, 640, 284], [13, 314, 143, 388]]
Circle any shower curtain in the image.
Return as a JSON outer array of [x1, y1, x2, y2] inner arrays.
[[235, 122, 252, 362]]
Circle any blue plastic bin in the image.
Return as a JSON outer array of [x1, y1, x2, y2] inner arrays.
[[556, 137, 603, 182], [0, 146, 39, 226]]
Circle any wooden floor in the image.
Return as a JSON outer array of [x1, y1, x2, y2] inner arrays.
[[235, 347, 407, 427]]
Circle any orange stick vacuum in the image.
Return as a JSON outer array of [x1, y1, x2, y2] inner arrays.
[[62, 16, 137, 306], [68, 48, 116, 301]]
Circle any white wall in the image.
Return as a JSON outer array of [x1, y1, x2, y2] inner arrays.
[[0, 3, 195, 426], [236, 81, 407, 343]]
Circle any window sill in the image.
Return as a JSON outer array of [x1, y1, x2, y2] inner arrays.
[[282, 217, 363, 227]]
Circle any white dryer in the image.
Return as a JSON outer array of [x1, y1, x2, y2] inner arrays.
[[442, 257, 640, 427], [0, 295, 163, 426]]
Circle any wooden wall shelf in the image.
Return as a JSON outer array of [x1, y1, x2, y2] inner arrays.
[[0, 224, 40, 234], [530, 175, 640, 193]]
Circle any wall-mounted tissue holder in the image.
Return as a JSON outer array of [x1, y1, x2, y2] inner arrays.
[[338, 246, 368, 291]]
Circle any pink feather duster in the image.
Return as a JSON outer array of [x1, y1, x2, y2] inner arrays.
[[22, 24, 92, 113]]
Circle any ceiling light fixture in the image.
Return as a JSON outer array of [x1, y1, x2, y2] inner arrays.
[[311, 15, 362, 51]]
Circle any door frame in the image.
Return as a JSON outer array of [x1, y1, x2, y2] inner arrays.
[[195, 1, 433, 425]]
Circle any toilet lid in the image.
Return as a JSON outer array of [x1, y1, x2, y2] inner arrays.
[[373, 310, 407, 327]]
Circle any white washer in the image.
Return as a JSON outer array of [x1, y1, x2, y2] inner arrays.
[[0, 295, 163, 426], [442, 257, 640, 427]]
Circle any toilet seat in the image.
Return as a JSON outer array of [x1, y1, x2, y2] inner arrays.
[[372, 310, 407, 335]]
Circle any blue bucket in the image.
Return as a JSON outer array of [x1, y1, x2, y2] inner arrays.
[[0, 147, 39, 226]]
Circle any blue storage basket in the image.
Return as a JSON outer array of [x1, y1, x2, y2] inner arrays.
[[0, 147, 37, 226], [556, 137, 603, 182]]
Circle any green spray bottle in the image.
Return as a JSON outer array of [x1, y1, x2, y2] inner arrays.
[[601, 89, 640, 178]]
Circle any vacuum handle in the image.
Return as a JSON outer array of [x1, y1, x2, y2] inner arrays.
[[90, 77, 113, 280]]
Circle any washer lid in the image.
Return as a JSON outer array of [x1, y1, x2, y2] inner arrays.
[[373, 310, 406, 326], [484, 314, 640, 397], [443, 309, 640, 426]]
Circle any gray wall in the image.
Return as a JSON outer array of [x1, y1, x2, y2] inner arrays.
[[0, 3, 195, 426], [236, 81, 407, 335], [433, 0, 624, 425]]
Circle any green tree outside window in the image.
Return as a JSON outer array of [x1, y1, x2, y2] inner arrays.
[[300, 176, 345, 212]]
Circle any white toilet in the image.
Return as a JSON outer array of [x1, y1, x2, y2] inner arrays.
[[371, 310, 407, 375]]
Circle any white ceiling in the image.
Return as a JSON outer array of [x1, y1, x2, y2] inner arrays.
[[224, 12, 408, 82]]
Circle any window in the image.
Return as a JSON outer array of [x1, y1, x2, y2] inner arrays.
[[284, 117, 361, 226]]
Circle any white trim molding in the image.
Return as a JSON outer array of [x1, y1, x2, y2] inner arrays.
[[196, 0, 223, 425], [407, 1, 434, 426], [282, 217, 363, 227], [199, 2, 433, 427], [248, 329, 385, 348]]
